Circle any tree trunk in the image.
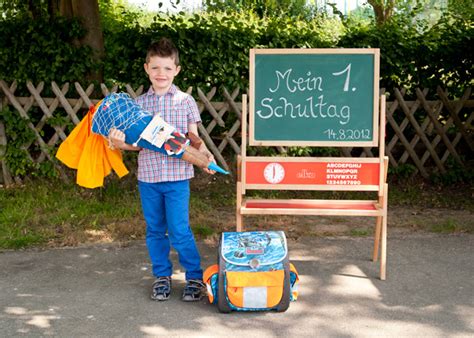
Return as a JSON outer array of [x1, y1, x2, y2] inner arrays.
[[0, 120, 13, 186], [367, 0, 395, 26], [28, 0, 41, 19], [60, 0, 104, 82], [48, 0, 58, 19], [59, 0, 74, 18]]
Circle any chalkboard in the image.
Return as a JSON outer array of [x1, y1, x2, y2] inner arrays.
[[249, 49, 380, 146]]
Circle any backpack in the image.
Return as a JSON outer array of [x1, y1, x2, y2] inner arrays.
[[204, 231, 299, 313]]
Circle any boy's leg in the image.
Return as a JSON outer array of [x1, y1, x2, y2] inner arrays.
[[138, 181, 173, 278], [163, 180, 203, 281]]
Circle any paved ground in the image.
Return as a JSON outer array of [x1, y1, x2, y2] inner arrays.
[[0, 232, 473, 337]]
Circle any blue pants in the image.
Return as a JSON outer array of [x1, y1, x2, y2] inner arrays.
[[138, 180, 203, 280]]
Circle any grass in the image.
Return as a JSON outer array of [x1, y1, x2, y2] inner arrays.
[[387, 177, 474, 210], [0, 172, 472, 250], [192, 224, 216, 237], [430, 219, 470, 233], [0, 177, 143, 249], [349, 229, 371, 237]]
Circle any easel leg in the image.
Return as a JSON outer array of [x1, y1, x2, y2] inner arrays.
[[373, 216, 382, 262], [236, 181, 243, 232], [380, 215, 387, 280], [380, 183, 388, 280], [236, 212, 243, 232]]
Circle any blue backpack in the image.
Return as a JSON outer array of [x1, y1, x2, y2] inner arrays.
[[204, 231, 299, 313]]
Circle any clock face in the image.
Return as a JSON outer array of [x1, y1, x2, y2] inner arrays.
[[263, 162, 285, 184]]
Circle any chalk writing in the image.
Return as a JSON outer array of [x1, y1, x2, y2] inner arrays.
[[256, 65, 354, 126], [324, 128, 371, 140], [332, 63, 353, 92], [256, 95, 350, 125], [251, 50, 377, 144], [268, 69, 323, 93]]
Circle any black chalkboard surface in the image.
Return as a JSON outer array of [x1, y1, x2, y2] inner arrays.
[[249, 49, 380, 146]]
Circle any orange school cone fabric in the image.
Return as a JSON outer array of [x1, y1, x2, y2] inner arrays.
[[56, 104, 129, 189]]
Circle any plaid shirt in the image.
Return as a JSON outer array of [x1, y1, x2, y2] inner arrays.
[[135, 85, 201, 183]]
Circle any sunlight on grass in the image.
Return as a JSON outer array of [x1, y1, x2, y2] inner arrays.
[[0, 179, 143, 249], [1, 175, 472, 249]]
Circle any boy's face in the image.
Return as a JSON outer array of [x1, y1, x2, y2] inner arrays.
[[144, 55, 181, 95]]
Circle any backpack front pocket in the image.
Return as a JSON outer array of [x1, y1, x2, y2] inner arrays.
[[225, 270, 285, 309]]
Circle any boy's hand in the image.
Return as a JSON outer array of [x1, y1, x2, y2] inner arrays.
[[108, 128, 126, 149], [202, 149, 216, 175]]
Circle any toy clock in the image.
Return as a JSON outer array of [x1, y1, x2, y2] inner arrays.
[[263, 162, 285, 184]]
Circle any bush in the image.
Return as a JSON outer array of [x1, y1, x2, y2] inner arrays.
[[0, 8, 471, 181], [0, 16, 96, 85], [338, 12, 473, 93], [102, 10, 343, 90], [0, 8, 470, 92]]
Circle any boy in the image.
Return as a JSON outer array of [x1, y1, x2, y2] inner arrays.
[[109, 38, 214, 301]]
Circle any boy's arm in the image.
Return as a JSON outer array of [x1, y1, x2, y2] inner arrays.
[[108, 128, 141, 151], [188, 123, 216, 174]]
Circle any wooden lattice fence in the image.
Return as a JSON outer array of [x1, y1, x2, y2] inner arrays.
[[0, 80, 472, 186]]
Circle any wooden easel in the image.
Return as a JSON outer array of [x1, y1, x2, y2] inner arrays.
[[236, 49, 388, 280]]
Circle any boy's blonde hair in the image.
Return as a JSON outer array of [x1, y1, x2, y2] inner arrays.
[[146, 38, 180, 66]]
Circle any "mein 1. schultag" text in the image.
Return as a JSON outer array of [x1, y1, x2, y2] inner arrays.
[[256, 66, 355, 125]]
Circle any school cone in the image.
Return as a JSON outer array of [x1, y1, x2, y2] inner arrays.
[[181, 145, 229, 175], [89, 93, 229, 175]]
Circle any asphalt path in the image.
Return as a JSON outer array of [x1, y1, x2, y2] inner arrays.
[[1, 233, 473, 337]]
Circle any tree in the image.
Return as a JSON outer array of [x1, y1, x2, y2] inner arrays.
[[366, 0, 468, 26], [448, 0, 474, 19], [60, 0, 104, 81], [0, 0, 104, 81], [366, 0, 396, 25], [204, 0, 309, 18]]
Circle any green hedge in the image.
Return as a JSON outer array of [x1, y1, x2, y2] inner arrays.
[[0, 10, 472, 181], [0, 16, 96, 85], [1, 10, 471, 91], [338, 13, 473, 93], [103, 11, 343, 90]]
